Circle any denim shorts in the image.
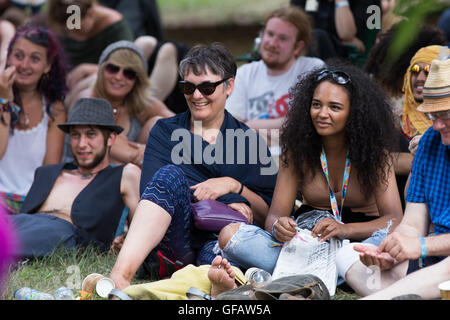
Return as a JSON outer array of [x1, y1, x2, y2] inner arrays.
[[220, 223, 282, 273]]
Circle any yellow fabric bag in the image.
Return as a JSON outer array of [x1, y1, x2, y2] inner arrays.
[[123, 264, 246, 300]]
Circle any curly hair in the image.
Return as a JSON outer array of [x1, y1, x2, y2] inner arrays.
[[8, 25, 68, 116], [281, 59, 398, 198]]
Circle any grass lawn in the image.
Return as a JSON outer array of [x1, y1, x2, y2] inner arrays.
[[1, 246, 121, 300], [1, 246, 359, 300]]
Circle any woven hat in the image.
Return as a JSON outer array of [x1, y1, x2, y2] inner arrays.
[[98, 40, 148, 71], [58, 98, 123, 134], [417, 58, 450, 113]]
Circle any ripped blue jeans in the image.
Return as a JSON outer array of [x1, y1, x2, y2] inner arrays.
[[218, 214, 391, 274]]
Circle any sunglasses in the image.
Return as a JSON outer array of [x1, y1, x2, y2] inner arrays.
[[316, 69, 351, 85], [410, 63, 430, 76], [104, 63, 137, 81], [425, 110, 450, 121], [178, 78, 230, 96]]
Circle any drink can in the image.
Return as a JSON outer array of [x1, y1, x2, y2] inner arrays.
[[245, 267, 272, 287]]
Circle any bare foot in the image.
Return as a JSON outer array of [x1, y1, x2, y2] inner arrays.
[[208, 256, 238, 298]]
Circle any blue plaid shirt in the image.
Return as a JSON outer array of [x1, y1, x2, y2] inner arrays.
[[406, 127, 450, 234]]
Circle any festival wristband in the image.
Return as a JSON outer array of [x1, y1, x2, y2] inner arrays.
[[335, 1, 349, 9], [238, 182, 244, 195], [271, 219, 279, 237], [0, 98, 20, 113], [420, 237, 427, 258]]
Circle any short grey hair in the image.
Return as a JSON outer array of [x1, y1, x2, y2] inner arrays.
[[179, 43, 236, 82]]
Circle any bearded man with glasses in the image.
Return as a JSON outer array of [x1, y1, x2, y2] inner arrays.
[[344, 58, 450, 300]]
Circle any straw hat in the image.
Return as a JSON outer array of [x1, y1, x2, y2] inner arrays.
[[417, 58, 450, 113], [58, 98, 124, 134]]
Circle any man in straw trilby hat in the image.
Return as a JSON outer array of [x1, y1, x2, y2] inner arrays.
[[7, 98, 141, 259], [338, 58, 450, 300]]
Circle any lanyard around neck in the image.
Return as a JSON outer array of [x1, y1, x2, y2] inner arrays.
[[320, 147, 351, 223]]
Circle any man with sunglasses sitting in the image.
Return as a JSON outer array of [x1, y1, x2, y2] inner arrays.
[[342, 58, 450, 300], [225, 6, 324, 152]]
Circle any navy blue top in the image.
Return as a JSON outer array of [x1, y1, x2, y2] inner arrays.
[[406, 128, 450, 234], [140, 109, 277, 207]]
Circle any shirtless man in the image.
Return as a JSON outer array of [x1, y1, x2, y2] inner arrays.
[[9, 97, 141, 259]]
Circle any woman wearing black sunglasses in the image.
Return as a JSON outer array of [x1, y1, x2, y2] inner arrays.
[[63, 40, 174, 167], [214, 60, 403, 282], [109, 43, 277, 290]]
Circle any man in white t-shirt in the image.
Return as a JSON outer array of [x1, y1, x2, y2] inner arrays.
[[226, 6, 325, 149]]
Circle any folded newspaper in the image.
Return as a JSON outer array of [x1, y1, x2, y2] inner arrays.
[[272, 228, 342, 297]]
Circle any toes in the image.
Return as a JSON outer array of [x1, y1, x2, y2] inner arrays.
[[211, 255, 223, 267]]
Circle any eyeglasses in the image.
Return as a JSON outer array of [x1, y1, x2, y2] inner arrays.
[[425, 110, 450, 121], [178, 78, 230, 96], [104, 63, 137, 81], [316, 69, 351, 85], [410, 63, 430, 76]]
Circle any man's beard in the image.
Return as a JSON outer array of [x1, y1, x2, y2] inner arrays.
[[261, 49, 290, 71], [74, 146, 108, 170], [261, 50, 281, 69]]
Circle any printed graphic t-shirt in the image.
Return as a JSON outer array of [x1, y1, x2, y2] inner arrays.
[[226, 56, 325, 121]]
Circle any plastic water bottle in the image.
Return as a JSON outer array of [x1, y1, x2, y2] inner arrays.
[[14, 287, 55, 300], [54, 287, 75, 300], [245, 268, 272, 288]]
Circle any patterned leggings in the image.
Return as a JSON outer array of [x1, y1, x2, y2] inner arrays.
[[140, 165, 217, 266]]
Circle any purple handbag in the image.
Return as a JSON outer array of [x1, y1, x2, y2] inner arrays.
[[190, 199, 249, 232]]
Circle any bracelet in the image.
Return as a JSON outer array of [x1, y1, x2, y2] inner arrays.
[[335, 1, 349, 9], [420, 237, 427, 258], [271, 219, 279, 237], [238, 182, 244, 195], [0, 97, 10, 105], [0, 98, 20, 113]]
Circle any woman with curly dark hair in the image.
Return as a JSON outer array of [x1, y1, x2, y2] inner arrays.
[[215, 60, 403, 277]]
